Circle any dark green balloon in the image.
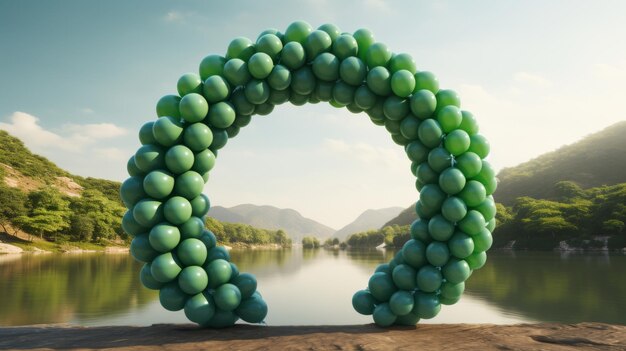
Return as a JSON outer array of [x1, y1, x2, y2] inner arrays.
[[177, 238, 207, 266], [234, 114, 253, 127], [410, 89, 437, 120], [127, 156, 143, 177], [183, 123, 212, 152], [254, 102, 274, 115], [332, 81, 355, 106], [284, 20, 312, 44], [365, 42, 392, 68], [339, 56, 367, 86], [469, 134, 490, 158], [130, 234, 159, 262], [192, 149, 216, 174], [375, 263, 392, 275], [402, 238, 427, 268], [389, 53, 417, 74], [174, 170, 204, 200], [368, 272, 397, 301], [179, 216, 205, 239], [153, 116, 183, 147], [392, 132, 410, 146], [165, 145, 195, 174], [120, 176, 146, 208], [395, 312, 420, 326], [391, 70, 415, 98], [392, 263, 417, 290], [199, 229, 217, 250], [441, 196, 467, 223], [389, 290, 415, 316], [352, 290, 377, 315], [177, 73, 203, 96], [354, 85, 377, 109], [226, 37, 255, 61], [214, 283, 242, 311], [133, 199, 164, 227], [455, 152, 482, 178], [414, 72, 439, 94], [231, 272, 257, 299], [405, 141, 429, 163], [413, 292, 441, 319], [289, 91, 310, 106], [204, 258, 232, 288], [151, 252, 182, 283], [143, 170, 174, 199], [383, 96, 409, 121], [304, 30, 332, 60], [416, 265, 442, 292], [459, 110, 479, 135], [416, 163, 438, 185], [419, 184, 446, 210], [332, 34, 358, 60], [384, 118, 401, 135], [179, 93, 208, 123], [459, 210, 486, 236], [448, 231, 474, 259], [313, 81, 333, 102], [208, 128, 227, 150], [268, 64, 291, 90], [473, 228, 493, 252], [428, 214, 455, 241], [353, 28, 375, 61], [236, 295, 268, 323], [140, 263, 163, 290], [178, 266, 208, 295], [417, 119, 443, 148], [442, 258, 471, 284], [366, 66, 392, 96], [400, 115, 420, 140], [199, 54, 226, 80], [439, 167, 467, 195], [205, 308, 239, 328], [280, 41, 306, 70], [203, 75, 230, 103], [291, 66, 316, 95], [139, 121, 157, 145], [223, 59, 251, 86], [244, 79, 270, 104], [373, 303, 397, 327], [163, 196, 192, 225], [159, 282, 188, 311], [184, 292, 215, 325], [268, 89, 291, 105], [122, 210, 147, 237], [459, 180, 487, 207], [248, 52, 274, 80], [256, 34, 283, 61], [428, 147, 452, 173], [149, 223, 180, 252], [312, 52, 339, 81], [230, 88, 255, 115], [441, 281, 465, 300], [426, 241, 450, 267], [156, 95, 181, 118], [465, 251, 487, 270], [445, 130, 471, 156]]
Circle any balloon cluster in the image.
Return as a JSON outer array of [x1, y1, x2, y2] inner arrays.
[[120, 20, 497, 327]]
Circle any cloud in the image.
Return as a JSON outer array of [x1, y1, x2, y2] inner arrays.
[[513, 72, 552, 88], [164, 11, 184, 22], [322, 138, 404, 166]]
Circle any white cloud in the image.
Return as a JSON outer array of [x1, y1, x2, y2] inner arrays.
[[513, 71, 552, 88]]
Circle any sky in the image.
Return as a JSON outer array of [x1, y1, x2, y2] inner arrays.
[[1, 1, 625, 229]]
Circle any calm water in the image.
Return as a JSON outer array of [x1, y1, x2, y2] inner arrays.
[[1, 249, 625, 326]]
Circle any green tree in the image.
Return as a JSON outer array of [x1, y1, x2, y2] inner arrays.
[[302, 236, 320, 249], [0, 184, 27, 236], [15, 187, 71, 241], [69, 189, 125, 241]]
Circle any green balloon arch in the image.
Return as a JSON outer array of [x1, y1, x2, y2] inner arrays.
[[120, 20, 497, 328]]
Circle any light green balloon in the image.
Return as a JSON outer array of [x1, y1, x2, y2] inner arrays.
[[435, 89, 461, 113], [304, 29, 332, 60], [353, 28, 375, 62], [441, 196, 468, 223], [245, 79, 270, 104], [475, 196, 496, 222], [174, 171, 204, 200], [164, 196, 192, 225], [151, 252, 182, 283], [203, 75, 230, 103], [469, 134, 491, 158], [389, 53, 417, 74], [214, 283, 242, 311], [445, 130, 471, 156], [132, 199, 164, 227], [449, 231, 475, 259], [149, 223, 180, 252], [179, 93, 208, 123], [459, 180, 487, 207], [458, 210, 486, 236], [455, 152, 482, 178], [332, 34, 358, 60], [312, 52, 339, 82], [417, 119, 443, 148], [318, 23, 341, 41], [156, 95, 181, 118], [178, 266, 208, 295], [365, 42, 391, 68], [207, 101, 235, 129], [267, 64, 291, 90], [143, 170, 174, 199], [248, 52, 274, 79], [179, 216, 205, 239], [410, 90, 437, 120], [366, 66, 391, 96], [177, 73, 203, 96], [414, 71, 439, 94], [165, 145, 194, 174], [255, 34, 283, 61], [204, 258, 232, 288], [437, 105, 462, 133], [439, 167, 467, 195], [284, 20, 312, 44], [460, 110, 479, 135], [153, 116, 183, 147], [199, 54, 226, 80], [473, 228, 493, 252], [442, 258, 471, 284], [391, 70, 416, 98], [466, 251, 487, 270], [223, 58, 251, 86], [280, 41, 306, 70], [226, 37, 255, 61], [416, 265, 442, 292], [120, 176, 146, 208], [192, 149, 215, 174], [182, 123, 213, 152]]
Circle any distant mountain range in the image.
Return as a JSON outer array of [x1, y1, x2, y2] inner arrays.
[[332, 207, 404, 241], [385, 121, 626, 227], [209, 204, 335, 242]]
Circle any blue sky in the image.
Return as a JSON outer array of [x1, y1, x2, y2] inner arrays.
[[1, 1, 625, 228]]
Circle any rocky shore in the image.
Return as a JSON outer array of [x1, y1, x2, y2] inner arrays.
[[0, 322, 624, 350]]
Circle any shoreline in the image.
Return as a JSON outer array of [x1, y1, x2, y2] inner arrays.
[[0, 322, 623, 350]]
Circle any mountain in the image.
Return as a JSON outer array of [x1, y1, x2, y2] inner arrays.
[[381, 205, 416, 228], [209, 204, 335, 242], [384, 121, 626, 226], [333, 207, 404, 241]]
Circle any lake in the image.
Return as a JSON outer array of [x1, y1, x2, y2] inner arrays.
[[1, 249, 624, 326]]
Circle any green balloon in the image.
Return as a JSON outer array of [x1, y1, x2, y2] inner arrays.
[[159, 282, 188, 311], [304, 30, 332, 60], [473, 228, 493, 252], [459, 180, 487, 207], [475, 196, 496, 222], [214, 283, 242, 311], [165, 145, 194, 174], [184, 292, 215, 325], [354, 85, 377, 109], [207, 101, 235, 129], [441, 196, 468, 223], [353, 28, 375, 61], [244, 79, 270, 104], [410, 90, 437, 120], [143, 170, 174, 199], [133, 199, 164, 227], [465, 251, 487, 270], [130, 234, 159, 262], [122, 210, 147, 237], [395, 312, 420, 326], [204, 258, 232, 288], [426, 241, 450, 267], [223, 58, 251, 86], [257, 28, 281, 40], [248, 52, 274, 80], [177, 73, 203, 96], [291, 66, 316, 95], [176, 238, 207, 266], [199, 229, 217, 250], [366, 66, 391, 96], [416, 265, 442, 292], [414, 71, 439, 94], [384, 118, 401, 134], [352, 290, 377, 315], [392, 264, 417, 290], [332, 81, 355, 106], [205, 308, 239, 328], [153, 116, 183, 147], [402, 239, 427, 268], [365, 42, 391, 68], [416, 163, 438, 185], [234, 114, 253, 127], [419, 184, 446, 210], [448, 231, 474, 259], [368, 272, 397, 301], [373, 303, 397, 327], [120, 176, 146, 208], [437, 106, 462, 133], [473, 160, 497, 195], [332, 34, 358, 60], [435, 89, 461, 113], [127, 156, 143, 176], [339, 56, 366, 86], [400, 115, 420, 140], [375, 263, 392, 275], [178, 266, 208, 295], [226, 123, 242, 137], [179, 93, 208, 123], [418, 119, 443, 148], [441, 281, 465, 300], [192, 149, 216, 174], [199, 54, 226, 80], [182, 124, 212, 153], [280, 41, 306, 70], [151, 252, 182, 283], [445, 130, 471, 156], [139, 121, 157, 145], [268, 64, 291, 90], [405, 141, 429, 163], [413, 292, 441, 319], [427, 215, 455, 241], [289, 91, 310, 106], [389, 291, 414, 317], [174, 171, 204, 199], [284, 20, 312, 44], [203, 75, 230, 103], [486, 217, 496, 232], [226, 37, 255, 61], [164, 196, 192, 225], [459, 110, 479, 135], [231, 89, 255, 115], [230, 262, 240, 279], [459, 210, 486, 236], [318, 23, 341, 41], [468, 134, 490, 158], [312, 52, 339, 81], [231, 273, 257, 299], [442, 258, 471, 284], [389, 53, 417, 74], [383, 96, 409, 121], [179, 217, 205, 239], [439, 167, 467, 195], [455, 152, 482, 178], [256, 34, 283, 61], [149, 223, 180, 252], [428, 147, 452, 172], [268, 89, 291, 105], [140, 263, 163, 290], [156, 95, 181, 118], [391, 70, 415, 98], [236, 295, 268, 323]]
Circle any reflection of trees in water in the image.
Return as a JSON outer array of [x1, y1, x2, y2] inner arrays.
[[0, 254, 155, 326], [230, 249, 304, 279], [466, 251, 626, 324], [344, 248, 397, 275]]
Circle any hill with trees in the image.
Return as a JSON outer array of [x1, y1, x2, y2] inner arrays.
[[332, 207, 403, 241]]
